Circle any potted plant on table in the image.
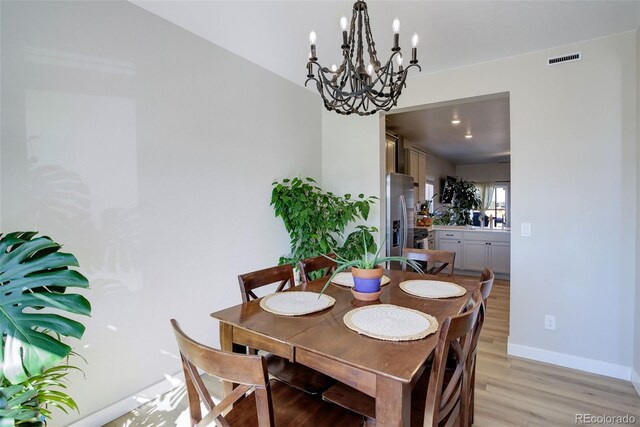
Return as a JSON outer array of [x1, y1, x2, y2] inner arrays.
[[320, 230, 423, 301]]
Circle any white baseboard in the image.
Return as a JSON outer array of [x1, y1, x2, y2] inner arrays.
[[507, 343, 631, 381], [632, 369, 640, 397], [68, 370, 184, 427]]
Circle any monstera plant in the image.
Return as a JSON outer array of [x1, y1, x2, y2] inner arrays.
[[0, 232, 91, 426]]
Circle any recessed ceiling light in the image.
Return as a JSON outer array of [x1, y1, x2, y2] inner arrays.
[[465, 134, 473, 139], [451, 119, 461, 124]]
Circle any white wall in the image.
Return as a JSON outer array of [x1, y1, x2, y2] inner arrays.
[[425, 152, 456, 210], [322, 31, 637, 378], [0, 1, 321, 425], [322, 110, 383, 243], [456, 163, 510, 182]]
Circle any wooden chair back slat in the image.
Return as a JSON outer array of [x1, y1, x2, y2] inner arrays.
[[298, 253, 337, 284], [423, 289, 482, 427], [463, 268, 495, 426], [401, 248, 456, 276], [238, 264, 295, 303], [479, 267, 495, 307], [170, 319, 275, 427]]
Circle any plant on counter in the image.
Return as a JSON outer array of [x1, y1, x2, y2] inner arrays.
[[320, 230, 423, 299], [271, 177, 378, 275], [435, 178, 482, 226], [0, 232, 91, 426]]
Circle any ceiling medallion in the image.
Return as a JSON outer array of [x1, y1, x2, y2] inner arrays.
[[306, 1, 420, 116]]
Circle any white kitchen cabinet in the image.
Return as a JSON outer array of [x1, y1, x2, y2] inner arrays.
[[462, 240, 487, 271], [435, 231, 462, 269], [488, 241, 510, 274], [435, 229, 510, 276], [462, 233, 510, 274], [407, 148, 427, 203], [385, 137, 396, 174]]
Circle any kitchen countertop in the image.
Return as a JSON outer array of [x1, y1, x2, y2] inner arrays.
[[432, 225, 511, 233]]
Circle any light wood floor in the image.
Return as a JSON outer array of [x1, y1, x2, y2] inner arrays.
[[105, 279, 640, 426], [473, 279, 640, 426]]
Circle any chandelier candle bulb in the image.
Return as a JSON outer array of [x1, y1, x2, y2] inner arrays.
[[396, 53, 403, 72], [392, 18, 401, 51], [411, 32, 419, 63], [392, 18, 400, 34], [331, 63, 338, 72], [309, 30, 317, 60], [340, 16, 349, 47]]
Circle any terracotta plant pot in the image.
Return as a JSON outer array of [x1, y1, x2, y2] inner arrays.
[[351, 288, 383, 301], [351, 266, 384, 294]]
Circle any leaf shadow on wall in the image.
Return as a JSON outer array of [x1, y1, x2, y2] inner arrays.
[[22, 161, 142, 294]]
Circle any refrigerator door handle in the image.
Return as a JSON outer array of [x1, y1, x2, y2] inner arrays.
[[400, 194, 408, 250]]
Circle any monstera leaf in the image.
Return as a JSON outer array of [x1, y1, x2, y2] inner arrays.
[[0, 232, 90, 384]]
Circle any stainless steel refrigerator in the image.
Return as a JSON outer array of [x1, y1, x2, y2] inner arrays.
[[386, 173, 415, 269]]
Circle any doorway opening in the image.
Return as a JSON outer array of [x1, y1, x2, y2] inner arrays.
[[381, 92, 511, 280]]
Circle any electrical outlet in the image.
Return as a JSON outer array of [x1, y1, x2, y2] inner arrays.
[[544, 315, 556, 330], [521, 222, 532, 237]]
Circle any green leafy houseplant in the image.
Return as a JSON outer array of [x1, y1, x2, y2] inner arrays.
[[271, 177, 378, 273], [0, 232, 91, 426], [320, 230, 423, 296], [437, 178, 482, 226]]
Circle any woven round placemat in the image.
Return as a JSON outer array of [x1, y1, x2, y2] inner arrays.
[[259, 291, 335, 316], [343, 304, 438, 341], [399, 280, 467, 299], [331, 272, 391, 288]]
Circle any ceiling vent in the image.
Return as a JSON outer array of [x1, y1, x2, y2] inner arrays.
[[547, 52, 581, 66]]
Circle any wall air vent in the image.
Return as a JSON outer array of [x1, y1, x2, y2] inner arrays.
[[547, 52, 581, 66]]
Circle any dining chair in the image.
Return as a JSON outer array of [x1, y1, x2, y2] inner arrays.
[[419, 289, 482, 427], [170, 319, 364, 427], [238, 264, 335, 395], [298, 253, 337, 284], [402, 248, 456, 276], [322, 290, 482, 426], [465, 268, 494, 426], [238, 264, 294, 303]]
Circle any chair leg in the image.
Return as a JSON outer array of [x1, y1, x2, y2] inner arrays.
[[468, 362, 476, 426]]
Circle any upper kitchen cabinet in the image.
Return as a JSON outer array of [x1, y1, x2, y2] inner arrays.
[[407, 147, 426, 203], [385, 133, 397, 174]]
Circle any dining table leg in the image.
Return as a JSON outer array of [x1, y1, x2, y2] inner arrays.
[[219, 322, 235, 399], [376, 375, 411, 427]]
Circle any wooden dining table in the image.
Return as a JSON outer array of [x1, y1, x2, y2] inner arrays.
[[211, 269, 479, 427]]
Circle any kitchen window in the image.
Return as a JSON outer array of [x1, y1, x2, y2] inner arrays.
[[484, 182, 510, 228]]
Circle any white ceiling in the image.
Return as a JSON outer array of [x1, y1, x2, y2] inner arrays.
[[386, 93, 511, 165], [131, 1, 640, 88], [130, 1, 638, 166]]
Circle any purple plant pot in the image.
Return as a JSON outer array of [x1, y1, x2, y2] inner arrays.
[[353, 276, 382, 293]]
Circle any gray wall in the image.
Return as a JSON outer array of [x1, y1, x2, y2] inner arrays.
[[456, 163, 510, 183], [1, 1, 321, 424], [323, 31, 637, 378], [425, 152, 456, 210], [635, 27, 640, 395]]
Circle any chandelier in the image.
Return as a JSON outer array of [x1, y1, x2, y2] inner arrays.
[[305, 1, 421, 116]]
